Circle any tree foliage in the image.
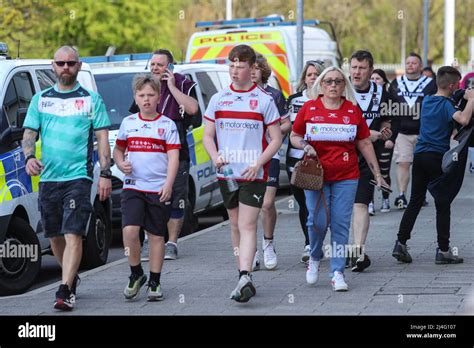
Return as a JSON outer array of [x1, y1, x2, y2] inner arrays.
[[0, 0, 473, 65]]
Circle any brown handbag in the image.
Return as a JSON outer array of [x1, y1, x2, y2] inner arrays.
[[290, 153, 324, 191]]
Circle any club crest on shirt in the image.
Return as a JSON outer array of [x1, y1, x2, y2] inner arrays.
[[75, 99, 84, 110], [249, 99, 258, 110], [343, 116, 350, 124], [157, 128, 165, 137]]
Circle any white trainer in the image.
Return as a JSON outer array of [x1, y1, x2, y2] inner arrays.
[[331, 271, 348, 291], [263, 239, 277, 270], [301, 245, 310, 263], [306, 259, 320, 284]]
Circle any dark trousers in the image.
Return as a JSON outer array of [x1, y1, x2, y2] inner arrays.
[[375, 141, 394, 199], [397, 152, 451, 251], [286, 168, 309, 246]]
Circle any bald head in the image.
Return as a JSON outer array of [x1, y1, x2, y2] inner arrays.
[[52, 46, 82, 90], [54, 46, 79, 61]]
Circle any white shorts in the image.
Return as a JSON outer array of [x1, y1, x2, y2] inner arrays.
[[393, 133, 418, 163]]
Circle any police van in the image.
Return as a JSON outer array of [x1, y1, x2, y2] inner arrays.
[[0, 51, 112, 295], [185, 16, 341, 98], [83, 56, 231, 235]]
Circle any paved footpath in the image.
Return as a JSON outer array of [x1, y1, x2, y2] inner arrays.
[[1, 170, 473, 316]]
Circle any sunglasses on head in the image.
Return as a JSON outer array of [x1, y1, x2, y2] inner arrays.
[[54, 61, 78, 67], [306, 60, 325, 67]]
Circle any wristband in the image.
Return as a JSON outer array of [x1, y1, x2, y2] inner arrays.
[[100, 169, 112, 179], [25, 155, 36, 166]]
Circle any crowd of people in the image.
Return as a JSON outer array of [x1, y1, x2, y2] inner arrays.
[[22, 44, 473, 309]]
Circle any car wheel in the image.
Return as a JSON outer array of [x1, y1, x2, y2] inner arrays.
[[0, 217, 41, 296], [81, 200, 111, 269]]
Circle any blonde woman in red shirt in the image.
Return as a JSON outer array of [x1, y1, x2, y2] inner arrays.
[[290, 66, 386, 291]]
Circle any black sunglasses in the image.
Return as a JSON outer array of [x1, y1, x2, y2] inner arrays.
[[54, 61, 78, 67]]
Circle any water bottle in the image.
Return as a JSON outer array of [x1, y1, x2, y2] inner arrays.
[[223, 166, 239, 192]]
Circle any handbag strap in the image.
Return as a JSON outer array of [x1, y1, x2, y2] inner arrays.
[[303, 151, 321, 165]]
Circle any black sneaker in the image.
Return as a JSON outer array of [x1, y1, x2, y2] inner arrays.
[[352, 254, 371, 272], [345, 255, 357, 269], [70, 274, 80, 300], [435, 248, 463, 264], [392, 240, 412, 263], [54, 284, 74, 311], [394, 195, 408, 209]]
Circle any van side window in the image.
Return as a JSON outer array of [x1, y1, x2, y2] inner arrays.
[[195, 72, 219, 109], [3, 72, 34, 127], [217, 71, 231, 89], [36, 69, 57, 90]]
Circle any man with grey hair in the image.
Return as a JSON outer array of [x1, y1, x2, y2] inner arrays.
[[22, 45, 112, 310]]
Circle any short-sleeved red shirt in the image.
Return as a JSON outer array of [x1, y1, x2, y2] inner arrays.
[[292, 97, 370, 181]]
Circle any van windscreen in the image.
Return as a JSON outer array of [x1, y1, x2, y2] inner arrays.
[[95, 73, 135, 129]]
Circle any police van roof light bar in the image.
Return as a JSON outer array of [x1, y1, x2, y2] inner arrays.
[[195, 16, 284, 29], [81, 52, 152, 64], [279, 19, 321, 26]]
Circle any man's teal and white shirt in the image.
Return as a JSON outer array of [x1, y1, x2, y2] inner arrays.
[[23, 83, 111, 182]]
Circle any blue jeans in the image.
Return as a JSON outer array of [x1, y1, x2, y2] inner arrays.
[[305, 179, 358, 274]]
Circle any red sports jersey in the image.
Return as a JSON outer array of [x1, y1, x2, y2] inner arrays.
[[292, 97, 370, 182], [115, 113, 181, 193]]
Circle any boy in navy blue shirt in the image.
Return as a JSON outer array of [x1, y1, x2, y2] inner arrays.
[[393, 66, 474, 264]]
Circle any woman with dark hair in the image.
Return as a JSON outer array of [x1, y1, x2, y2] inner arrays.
[[286, 60, 325, 263], [370, 69, 395, 214], [371, 69, 390, 90]]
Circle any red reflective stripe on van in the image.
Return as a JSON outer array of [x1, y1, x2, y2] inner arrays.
[[191, 47, 210, 61]]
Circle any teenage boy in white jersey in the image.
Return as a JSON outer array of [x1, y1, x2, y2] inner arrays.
[[114, 74, 180, 301], [203, 45, 282, 302]]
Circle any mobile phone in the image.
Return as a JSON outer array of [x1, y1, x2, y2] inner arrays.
[[370, 179, 392, 193], [167, 63, 174, 72]]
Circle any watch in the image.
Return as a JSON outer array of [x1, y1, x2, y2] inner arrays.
[[100, 169, 112, 179]]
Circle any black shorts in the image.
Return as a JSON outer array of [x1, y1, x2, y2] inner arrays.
[[39, 179, 92, 238], [218, 180, 266, 209], [121, 189, 171, 236], [266, 158, 280, 188], [354, 159, 374, 205], [171, 160, 190, 210]]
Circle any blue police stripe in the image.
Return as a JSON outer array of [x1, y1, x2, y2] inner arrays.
[[1, 150, 33, 198]]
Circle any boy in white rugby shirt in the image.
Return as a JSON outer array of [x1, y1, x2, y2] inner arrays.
[[114, 74, 180, 301], [203, 45, 282, 302]]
